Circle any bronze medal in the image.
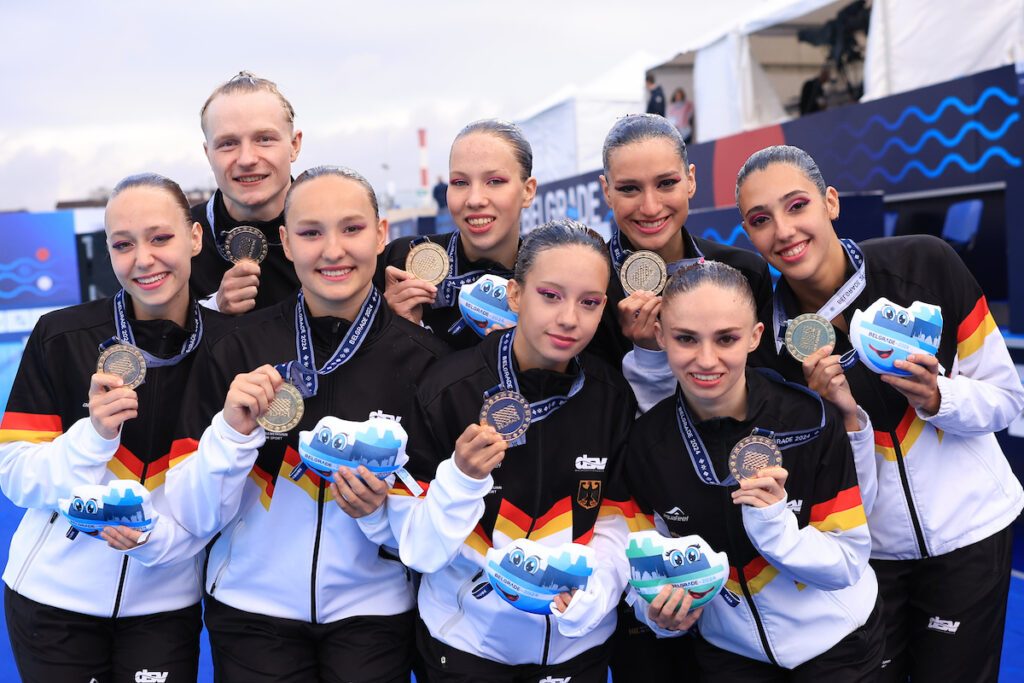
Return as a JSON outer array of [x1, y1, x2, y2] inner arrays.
[[620, 250, 668, 295], [96, 344, 147, 390], [728, 434, 783, 481], [224, 226, 269, 264], [257, 383, 305, 434], [480, 390, 531, 443], [785, 313, 836, 362], [405, 241, 450, 286]]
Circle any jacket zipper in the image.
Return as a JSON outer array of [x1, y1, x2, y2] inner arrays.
[[737, 573, 778, 666], [892, 435, 929, 557], [310, 478, 326, 624], [113, 457, 151, 617], [522, 415, 551, 665], [438, 570, 484, 637], [12, 512, 59, 592]]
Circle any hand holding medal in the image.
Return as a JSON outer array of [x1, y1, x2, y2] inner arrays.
[[383, 265, 437, 325], [453, 419, 507, 480], [223, 365, 292, 435], [89, 355, 142, 440], [800, 345, 861, 431], [729, 433, 788, 508]]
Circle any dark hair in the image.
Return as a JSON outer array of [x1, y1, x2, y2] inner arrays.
[[662, 260, 757, 318], [735, 145, 827, 206], [452, 119, 533, 181], [645, 72, 656, 84], [108, 173, 192, 225], [602, 114, 689, 175], [284, 165, 379, 221], [513, 219, 610, 284], [200, 71, 296, 135]]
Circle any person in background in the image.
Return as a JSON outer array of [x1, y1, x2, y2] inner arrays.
[[433, 175, 448, 211], [799, 65, 830, 116], [667, 87, 694, 144], [645, 72, 666, 117], [190, 71, 303, 315]]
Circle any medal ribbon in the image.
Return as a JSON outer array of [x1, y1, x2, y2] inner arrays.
[[674, 368, 826, 487], [434, 232, 511, 308], [484, 329, 585, 445], [99, 289, 204, 369], [280, 287, 382, 398], [773, 239, 865, 369], [205, 194, 234, 262], [609, 229, 705, 279]]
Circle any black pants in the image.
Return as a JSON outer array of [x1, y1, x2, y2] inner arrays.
[[4, 585, 201, 683], [415, 616, 609, 682], [691, 596, 885, 682], [608, 597, 697, 682], [204, 595, 413, 683], [872, 524, 1013, 683]]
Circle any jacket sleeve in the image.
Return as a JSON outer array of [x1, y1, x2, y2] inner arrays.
[[553, 398, 634, 637], [622, 346, 676, 414], [847, 407, 877, 516], [925, 294, 1024, 435], [385, 390, 490, 574], [162, 335, 264, 539], [742, 416, 871, 591], [0, 325, 114, 508]]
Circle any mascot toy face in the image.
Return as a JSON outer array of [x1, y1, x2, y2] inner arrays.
[[626, 531, 729, 610], [849, 298, 942, 376], [485, 539, 594, 614], [297, 415, 408, 479], [58, 480, 155, 540], [458, 274, 518, 338]]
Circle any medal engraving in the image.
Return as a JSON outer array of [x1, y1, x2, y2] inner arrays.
[[785, 313, 836, 362], [225, 226, 269, 264], [96, 344, 146, 390], [405, 241, 450, 286], [620, 250, 668, 295], [257, 383, 305, 434], [480, 390, 531, 442], [728, 435, 783, 481]]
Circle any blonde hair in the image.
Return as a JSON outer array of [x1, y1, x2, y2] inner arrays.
[[200, 71, 296, 135]]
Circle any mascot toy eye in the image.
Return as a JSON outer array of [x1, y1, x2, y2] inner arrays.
[[485, 538, 594, 614], [626, 531, 729, 610], [293, 415, 408, 481], [457, 274, 518, 338], [849, 298, 942, 376], [58, 480, 156, 541]]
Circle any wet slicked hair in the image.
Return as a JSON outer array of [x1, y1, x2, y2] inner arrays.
[[602, 113, 689, 175], [735, 145, 827, 206], [513, 219, 610, 284], [284, 165, 380, 221], [453, 119, 533, 181], [200, 71, 296, 135], [663, 260, 757, 319], [108, 173, 191, 225]]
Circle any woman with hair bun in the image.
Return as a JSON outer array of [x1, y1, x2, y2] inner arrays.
[[376, 119, 537, 349], [0, 173, 224, 682]]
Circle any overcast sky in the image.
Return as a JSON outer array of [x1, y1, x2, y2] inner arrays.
[[0, 1, 751, 212]]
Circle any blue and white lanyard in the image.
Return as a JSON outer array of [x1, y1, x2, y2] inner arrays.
[[433, 232, 508, 308], [674, 368, 826, 487], [484, 330, 586, 446], [276, 288, 381, 398], [772, 238, 866, 368], [608, 229, 705, 278], [204, 194, 234, 262], [99, 289, 204, 369]]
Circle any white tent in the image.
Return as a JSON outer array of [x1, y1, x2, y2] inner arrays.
[[651, 0, 1024, 141], [515, 52, 657, 183], [862, 0, 1024, 100]]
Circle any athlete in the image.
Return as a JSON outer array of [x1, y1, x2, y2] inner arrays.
[[386, 220, 636, 682], [134, 165, 449, 683], [376, 119, 537, 349], [190, 71, 303, 315], [738, 144, 1024, 682], [592, 113, 773, 368], [0, 173, 223, 682], [625, 261, 883, 680]]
